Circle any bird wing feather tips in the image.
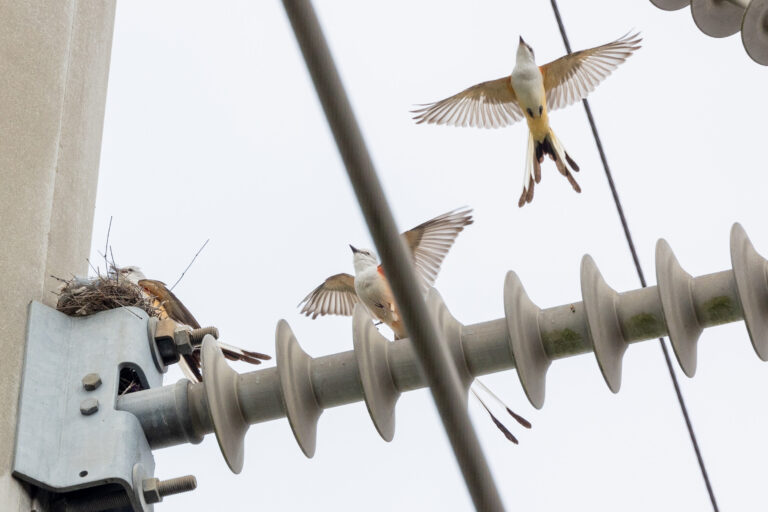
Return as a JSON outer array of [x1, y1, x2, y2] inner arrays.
[[298, 273, 359, 319], [541, 31, 642, 112], [411, 78, 524, 128], [402, 207, 474, 292]]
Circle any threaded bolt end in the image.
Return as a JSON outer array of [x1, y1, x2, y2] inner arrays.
[[188, 326, 219, 344], [157, 475, 197, 497]]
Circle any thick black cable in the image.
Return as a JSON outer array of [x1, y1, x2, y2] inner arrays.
[[548, 2, 719, 510]]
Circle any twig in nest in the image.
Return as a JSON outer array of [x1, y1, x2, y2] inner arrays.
[[109, 246, 117, 280], [170, 238, 210, 291], [85, 258, 102, 278], [104, 216, 113, 276]]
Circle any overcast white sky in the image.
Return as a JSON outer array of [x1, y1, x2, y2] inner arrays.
[[89, 1, 768, 510]]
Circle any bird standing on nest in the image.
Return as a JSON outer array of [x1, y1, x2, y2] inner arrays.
[[115, 266, 270, 382], [412, 32, 641, 207]]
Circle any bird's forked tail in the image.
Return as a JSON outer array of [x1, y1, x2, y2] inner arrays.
[[518, 129, 581, 207]]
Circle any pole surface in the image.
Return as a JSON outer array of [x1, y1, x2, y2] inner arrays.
[[0, 1, 115, 509]]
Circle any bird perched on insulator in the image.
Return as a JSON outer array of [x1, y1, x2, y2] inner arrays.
[[298, 207, 531, 442], [412, 32, 641, 207], [298, 207, 474, 339]]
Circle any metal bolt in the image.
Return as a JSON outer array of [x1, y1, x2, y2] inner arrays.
[[157, 475, 198, 496], [173, 328, 193, 355], [79, 398, 99, 416], [142, 475, 197, 504], [81, 373, 101, 391], [142, 477, 161, 504], [188, 326, 219, 345]]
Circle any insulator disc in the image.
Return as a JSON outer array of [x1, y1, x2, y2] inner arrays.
[[650, 0, 691, 11], [691, 0, 744, 38], [742, 0, 768, 65]]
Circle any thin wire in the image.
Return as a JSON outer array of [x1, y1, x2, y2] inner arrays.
[[547, 2, 719, 510]]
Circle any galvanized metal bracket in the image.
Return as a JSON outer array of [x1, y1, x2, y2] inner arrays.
[[14, 301, 163, 511]]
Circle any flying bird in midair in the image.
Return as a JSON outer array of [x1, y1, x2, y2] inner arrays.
[[115, 266, 271, 382], [298, 207, 532, 442], [412, 32, 641, 207]]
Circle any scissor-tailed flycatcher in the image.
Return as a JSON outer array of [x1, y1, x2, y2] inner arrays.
[[115, 266, 270, 382], [412, 32, 641, 207], [298, 207, 474, 339], [298, 208, 532, 442]]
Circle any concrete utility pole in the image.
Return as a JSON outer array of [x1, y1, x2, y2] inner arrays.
[[0, 2, 115, 510]]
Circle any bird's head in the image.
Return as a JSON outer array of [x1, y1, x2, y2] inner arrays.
[[350, 245, 378, 273], [517, 36, 535, 63], [114, 265, 147, 284]]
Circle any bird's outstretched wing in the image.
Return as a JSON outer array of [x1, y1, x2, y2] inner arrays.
[[541, 32, 642, 112], [402, 207, 474, 290], [298, 273, 359, 319], [411, 78, 524, 128]]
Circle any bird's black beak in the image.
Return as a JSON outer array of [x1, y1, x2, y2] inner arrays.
[[349, 244, 360, 254], [519, 36, 525, 45]]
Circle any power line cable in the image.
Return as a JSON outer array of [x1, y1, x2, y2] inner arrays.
[[547, 2, 719, 510]]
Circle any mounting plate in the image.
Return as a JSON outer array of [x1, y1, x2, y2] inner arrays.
[[14, 302, 163, 511]]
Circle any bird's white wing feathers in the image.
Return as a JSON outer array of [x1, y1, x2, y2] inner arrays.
[[298, 273, 359, 319], [300, 209, 473, 320], [402, 207, 474, 291], [411, 78, 524, 129], [542, 32, 641, 112]]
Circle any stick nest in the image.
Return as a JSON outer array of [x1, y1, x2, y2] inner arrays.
[[54, 274, 160, 319]]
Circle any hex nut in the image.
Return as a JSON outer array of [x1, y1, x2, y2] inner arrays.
[[80, 398, 99, 416], [82, 373, 102, 391], [173, 329, 193, 355], [142, 477, 162, 504]]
